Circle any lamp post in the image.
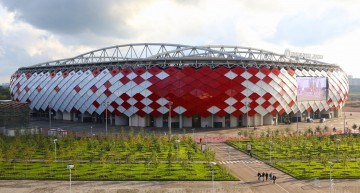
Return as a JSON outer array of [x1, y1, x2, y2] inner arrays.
[[168, 101, 173, 140], [269, 141, 273, 164], [210, 162, 216, 193], [175, 139, 180, 160], [296, 101, 299, 134], [246, 101, 249, 128], [67, 164, 74, 193], [53, 139, 57, 161], [49, 105, 52, 130], [328, 162, 333, 193], [336, 138, 341, 161], [102, 101, 110, 136], [90, 126, 93, 136], [227, 147, 231, 170]]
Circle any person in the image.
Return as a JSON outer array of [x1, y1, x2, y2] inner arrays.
[[257, 172, 261, 181], [265, 172, 268, 181], [269, 172, 272, 181], [273, 175, 277, 184], [249, 151, 252, 158], [200, 138, 202, 144], [262, 172, 265, 182]]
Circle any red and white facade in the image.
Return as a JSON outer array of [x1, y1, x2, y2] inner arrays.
[[9, 44, 349, 128]]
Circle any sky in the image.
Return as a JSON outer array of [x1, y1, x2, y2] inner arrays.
[[0, 0, 360, 83]]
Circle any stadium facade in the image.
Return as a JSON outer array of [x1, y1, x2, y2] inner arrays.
[[10, 43, 349, 128]]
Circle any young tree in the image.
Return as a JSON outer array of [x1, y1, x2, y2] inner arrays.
[[166, 149, 173, 173]]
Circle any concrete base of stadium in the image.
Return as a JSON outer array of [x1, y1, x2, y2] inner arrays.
[[31, 108, 343, 129]]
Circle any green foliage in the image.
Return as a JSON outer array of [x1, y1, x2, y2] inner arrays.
[[0, 86, 10, 100], [0, 131, 236, 181], [226, 133, 360, 179]]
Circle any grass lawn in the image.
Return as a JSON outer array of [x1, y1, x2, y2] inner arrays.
[[0, 131, 236, 181], [226, 133, 360, 179]]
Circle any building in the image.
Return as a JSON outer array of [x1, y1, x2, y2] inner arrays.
[[9, 43, 349, 128]]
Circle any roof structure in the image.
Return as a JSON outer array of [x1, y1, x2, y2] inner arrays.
[[18, 43, 339, 72]]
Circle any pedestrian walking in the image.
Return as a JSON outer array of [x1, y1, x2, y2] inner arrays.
[[265, 172, 268, 181], [257, 172, 261, 181], [262, 172, 265, 182], [273, 175, 277, 184], [269, 172, 272, 180]]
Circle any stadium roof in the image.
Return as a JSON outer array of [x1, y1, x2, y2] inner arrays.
[[18, 43, 340, 72]]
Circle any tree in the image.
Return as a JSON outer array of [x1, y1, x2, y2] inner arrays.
[[166, 148, 173, 173]]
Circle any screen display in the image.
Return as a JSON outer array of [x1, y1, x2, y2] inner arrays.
[[296, 77, 327, 101]]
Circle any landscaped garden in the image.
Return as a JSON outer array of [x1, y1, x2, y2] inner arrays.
[[227, 128, 360, 179], [0, 129, 236, 181]]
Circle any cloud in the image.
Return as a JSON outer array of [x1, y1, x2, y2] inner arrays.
[[269, 8, 359, 46], [0, 0, 135, 38], [0, 0, 359, 83]]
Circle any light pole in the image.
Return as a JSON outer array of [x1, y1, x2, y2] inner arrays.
[[269, 141, 273, 164], [175, 139, 180, 160], [328, 162, 333, 193], [102, 101, 110, 136], [168, 101, 173, 140], [210, 162, 216, 193], [296, 101, 299, 134], [246, 101, 249, 128], [49, 105, 52, 130], [336, 138, 341, 161], [53, 139, 57, 161], [90, 126, 93, 136], [67, 164, 74, 193], [227, 147, 231, 170]]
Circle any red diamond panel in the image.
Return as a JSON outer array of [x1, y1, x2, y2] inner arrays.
[[93, 101, 100, 108], [110, 68, 120, 76], [262, 76, 272, 84], [249, 75, 260, 84], [104, 89, 111, 97], [121, 68, 132, 76], [134, 67, 146, 75], [133, 76, 144, 85], [104, 81, 112, 89], [260, 67, 271, 75], [120, 94, 130, 101], [93, 69, 100, 77], [271, 68, 280, 76], [120, 76, 130, 84], [247, 67, 259, 75], [74, 85, 81, 93], [90, 85, 98, 92], [111, 101, 119, 109], [261, 101, 271, 109], [148, 67, 162, 75]]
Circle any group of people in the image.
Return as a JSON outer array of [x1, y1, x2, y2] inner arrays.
[[257, 172, 277, 184]]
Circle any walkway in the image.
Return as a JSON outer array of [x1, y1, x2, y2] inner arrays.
[[209, 142, 360, 193]]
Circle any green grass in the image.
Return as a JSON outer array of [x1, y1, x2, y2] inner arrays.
[[226, 134, 360, 179], [0, 132, 236, 181], [0, 161, 234, 181]]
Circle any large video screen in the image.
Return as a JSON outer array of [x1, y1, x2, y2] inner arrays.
[[296, 77, 328, 101]]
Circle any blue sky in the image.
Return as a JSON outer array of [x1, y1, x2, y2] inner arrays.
[[0, 0, 360, 83]]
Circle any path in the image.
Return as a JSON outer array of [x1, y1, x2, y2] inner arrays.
[[208, 142, 325, 193]]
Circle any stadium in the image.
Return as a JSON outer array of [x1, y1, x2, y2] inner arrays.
[[9, 43, 349, 128]]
